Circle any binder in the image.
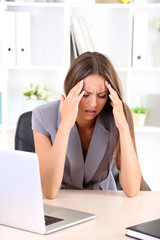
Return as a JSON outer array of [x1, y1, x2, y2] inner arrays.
[[78, 17, 95, 52], [71, 17, 87, 55], [132, 12, 148, 67], [126, 218, 160, 240], [71, 17, 95, 56], [1, 12, 16, 66], [70, 25, 78, 59], [16, 12, 31, 66]]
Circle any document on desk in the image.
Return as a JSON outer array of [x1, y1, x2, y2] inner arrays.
[[126, 218, 160, 240]]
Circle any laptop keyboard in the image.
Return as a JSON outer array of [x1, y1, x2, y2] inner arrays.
[[45, 215, 64, 226]]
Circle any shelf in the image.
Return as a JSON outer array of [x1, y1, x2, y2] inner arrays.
[[134, 126, 160, 133], [7, 65, 65, 71], [0, 124, 17, 131], [82, 3, 131, 9], [2, 66, 160, 72], [132, 3, 160, 8], [131, 67, 160, 72], [116, 67, 160, 72], [0, 2, 65, 8], [6, 124, 17, 131]]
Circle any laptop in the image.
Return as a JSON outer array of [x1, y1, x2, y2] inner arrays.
[[0, 149, 95, 234]]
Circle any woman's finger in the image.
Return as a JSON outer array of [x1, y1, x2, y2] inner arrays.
[[105, 81, 120, 106], [78, 90, 85, 101], [67, 80, 84, 99], [105, 81, 117, 98]]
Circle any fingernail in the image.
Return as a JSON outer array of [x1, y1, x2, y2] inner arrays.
[[79, 79, 83, 86], [109, 84, 111, 88]]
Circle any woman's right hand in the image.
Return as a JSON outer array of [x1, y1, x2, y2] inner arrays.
[[59, 80, 85, 130]]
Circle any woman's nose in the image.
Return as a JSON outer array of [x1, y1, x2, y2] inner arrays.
[[89, 95, 97, 108]]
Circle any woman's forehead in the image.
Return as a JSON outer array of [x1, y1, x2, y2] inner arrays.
[[83, 74, 107, 91]]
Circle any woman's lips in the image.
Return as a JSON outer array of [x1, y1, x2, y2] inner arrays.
[[85, 110, 97, 116]]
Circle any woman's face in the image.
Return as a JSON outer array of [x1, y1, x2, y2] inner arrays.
[[77, 74, 108, 123]]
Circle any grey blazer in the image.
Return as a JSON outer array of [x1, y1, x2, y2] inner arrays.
[[32, 100, 118, 190]]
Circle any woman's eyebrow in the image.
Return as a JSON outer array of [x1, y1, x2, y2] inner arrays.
[[83, 89, 107, 94], [98, 91, 108, 94]]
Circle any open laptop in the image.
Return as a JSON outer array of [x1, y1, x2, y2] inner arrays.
[[0, 149, 95, 234]]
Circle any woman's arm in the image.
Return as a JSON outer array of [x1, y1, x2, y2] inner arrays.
[[34, 122, 71, 199], [118, 124, 141, 197], [105, 82, 141, 197], [34, 80, 85, 199]]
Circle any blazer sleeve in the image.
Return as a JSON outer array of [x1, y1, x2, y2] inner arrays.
[[32, 107, 50, 137], [32, 100, 60, 143]]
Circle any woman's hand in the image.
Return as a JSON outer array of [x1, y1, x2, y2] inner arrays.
[[60, 80, 85, 130], [105, 81, 127, 131]]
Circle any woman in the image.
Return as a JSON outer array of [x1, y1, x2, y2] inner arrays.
[[32, 52, 144, 199]]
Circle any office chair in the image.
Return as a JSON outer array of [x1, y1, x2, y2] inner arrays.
[[112, 165, 122, 190], [15, 111, 35, 152]]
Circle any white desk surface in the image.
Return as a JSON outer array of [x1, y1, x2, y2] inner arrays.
[[1, 190, 160, 240]]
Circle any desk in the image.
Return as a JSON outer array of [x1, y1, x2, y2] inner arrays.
[[0, 190, 160, 240]]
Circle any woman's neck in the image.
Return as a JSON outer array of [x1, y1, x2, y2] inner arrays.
[[76, 117, 96, 131], [76, 117, 96, 160]]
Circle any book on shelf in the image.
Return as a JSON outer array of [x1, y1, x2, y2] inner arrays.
[[0, 92, 2, 124], [70, 25, 78, 59], [71, 17, 95, 58], [126, 218, 160, 240]]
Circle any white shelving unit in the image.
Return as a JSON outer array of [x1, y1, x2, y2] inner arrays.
[[0, 0, 160, 189], [0, 1, 71, 149]]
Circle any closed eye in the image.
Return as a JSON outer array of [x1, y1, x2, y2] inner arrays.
[[98, 94, 108, 98], [83, 93, 90, 97], [82, 90, 108, 98]]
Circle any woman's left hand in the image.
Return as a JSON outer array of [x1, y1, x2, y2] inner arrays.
[[105, 81, 128, 131]]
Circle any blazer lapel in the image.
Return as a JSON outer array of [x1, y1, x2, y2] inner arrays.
[[67, 124, 84, 188], [84, 113, 110, 184]]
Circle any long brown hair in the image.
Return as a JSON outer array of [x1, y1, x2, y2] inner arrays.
[[64, 52, 150, 191]]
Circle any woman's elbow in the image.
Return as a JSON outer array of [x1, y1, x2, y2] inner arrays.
[[125, 190, 139, 198], [43, 189, 59, 199], [42, 184, 59, 199], [123, 185, 140, 198]]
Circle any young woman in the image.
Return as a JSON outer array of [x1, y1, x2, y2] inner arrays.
[[32, 52, 147, 199]]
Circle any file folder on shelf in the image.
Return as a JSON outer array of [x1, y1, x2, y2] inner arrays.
[[16, 12, 31, 66], [1, 12, 16, 66], [132, 12, 148, 67]]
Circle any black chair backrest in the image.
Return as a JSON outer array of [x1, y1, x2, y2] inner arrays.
[[112, 165, 122, 190], [15, 111, 35, 152]]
